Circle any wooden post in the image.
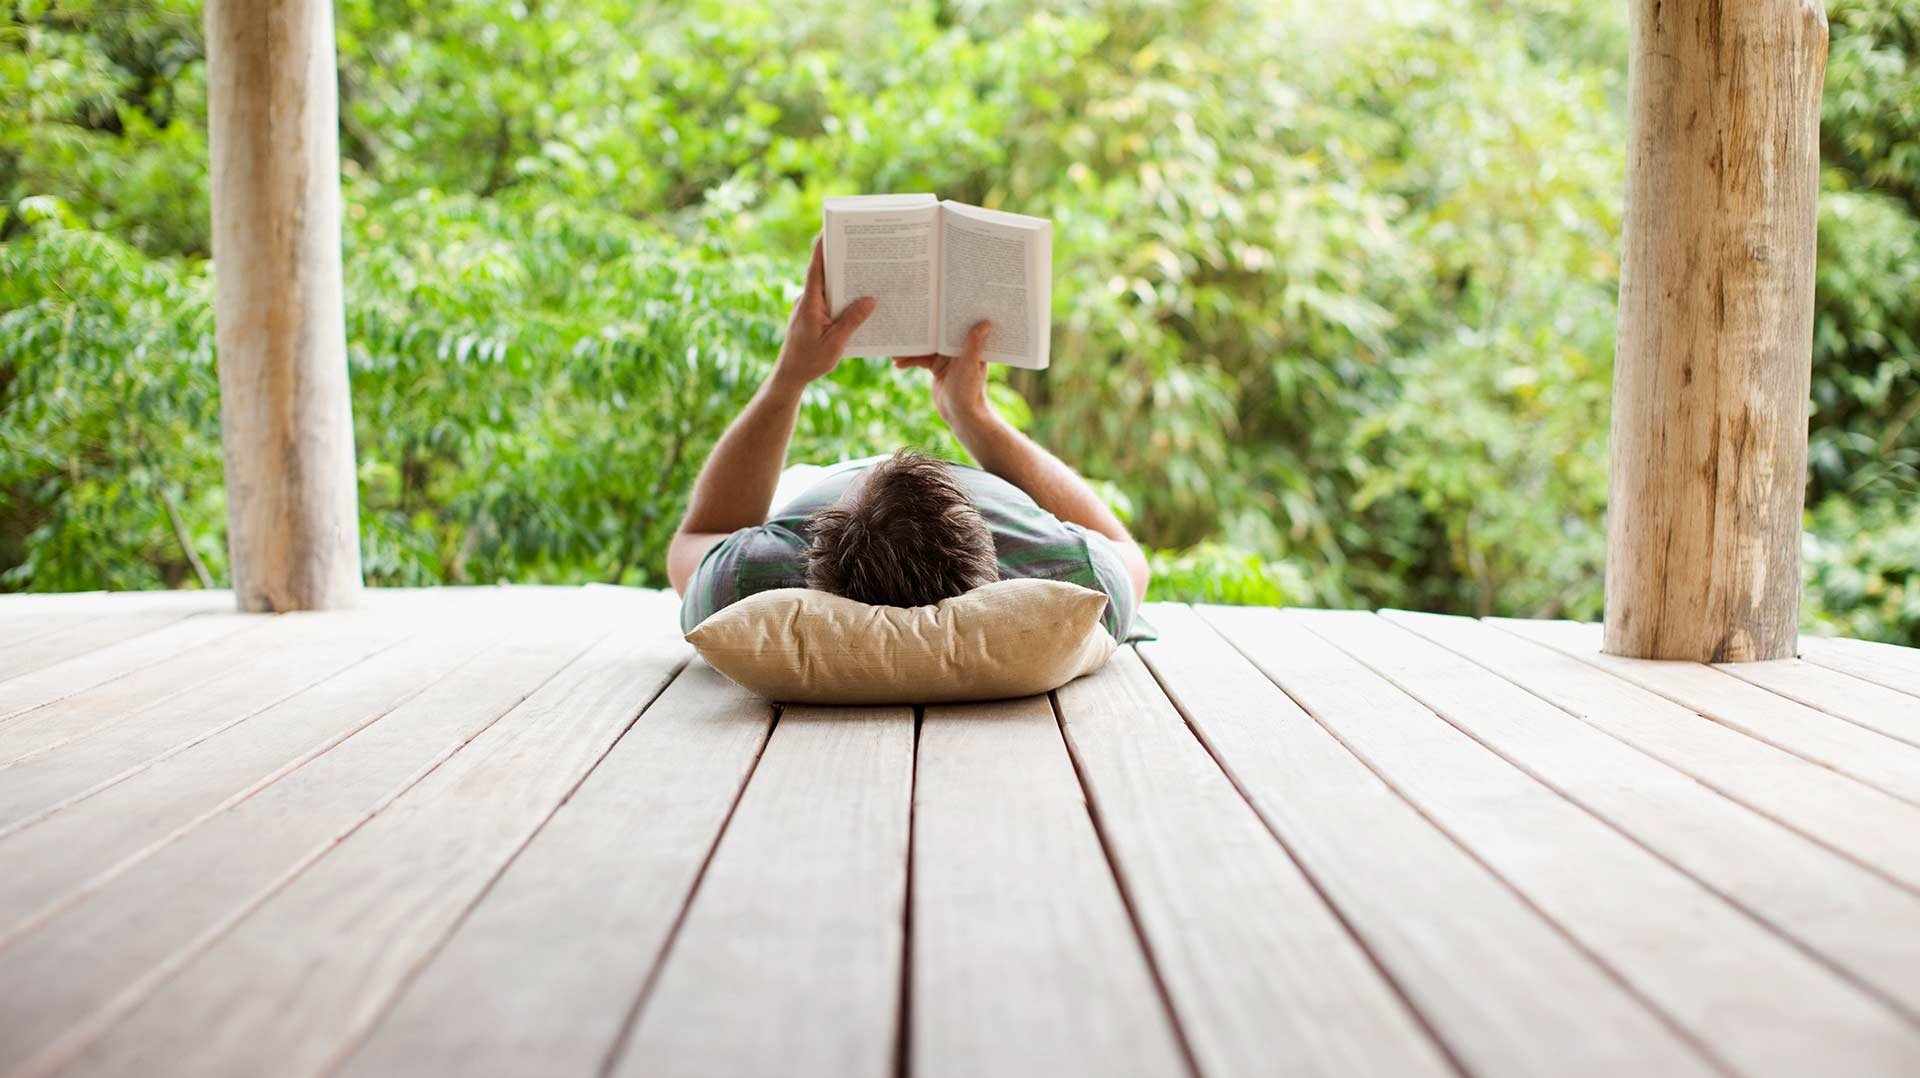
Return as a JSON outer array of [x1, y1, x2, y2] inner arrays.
[[1603, 0, 1827, 661], [204, 0, 363, 611]]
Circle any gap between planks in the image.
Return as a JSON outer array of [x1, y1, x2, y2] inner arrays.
[[1798, 636, 1920, 702], [1054, 646, 1457, 1078], [1202, 605, 1920, 1077], [0, 613, 266, 725], [1715, 655, 1920, 750], [1331, 609, 1920, 1026], [0, 602, 594, 949], [332, 661, 775, 1078], [605, 701, 913, 1078], [1497, 619, 1920, 809], [1139, 603, 1724, 1077], [10, 608, 682, 1078], [0, 609, 627, 1072]]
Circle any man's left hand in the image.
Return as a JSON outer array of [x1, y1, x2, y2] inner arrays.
[[773, 236, 876, 389], [892, 320, 993, 427]]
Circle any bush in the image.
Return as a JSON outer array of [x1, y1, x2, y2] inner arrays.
[[4, 0, 1917, 643]]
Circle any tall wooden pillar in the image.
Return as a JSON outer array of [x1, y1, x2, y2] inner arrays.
[[204, 0, 363, 611], [1603, 0, 1827, 661]]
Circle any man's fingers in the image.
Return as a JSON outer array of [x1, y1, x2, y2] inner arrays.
[[834, 296, 877, 327], [961, 320, 993, 363], [826, 296, 876, 345], [805, 235, 828, 312]]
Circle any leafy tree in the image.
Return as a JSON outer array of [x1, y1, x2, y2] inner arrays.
[[3, 0, 1917, 643]]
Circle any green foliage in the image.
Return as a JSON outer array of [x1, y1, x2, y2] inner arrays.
[[3, 0, 1918, 643], [0, 217, 223, 590], [1145, 543, 1318, 608], [1805, 497, 1920, 644]]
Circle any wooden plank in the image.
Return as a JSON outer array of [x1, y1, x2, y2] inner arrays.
[[0, 608, 214, 683], [0, 611, 360, 765], [32, 620, 686, 1078], [0, 621, 503, 941], [1502, 620, 1920, 807], [0, 613, 110, 652], [1053, 647, 1453, 1078], [0, 591, 232, 617], [0, 614, 616, 1073], [1205, 606, 1920, 1077], [908, 694, 1190, 1078], [0, 614, 265, 723], [1391, 612, 1920, 895], [355, 584, 666, 610], [0, 615, 410, 834], [610, 704, 914, 1078], [0, 594, 229, 653], [1139, 604, 1718, 1076], [1716, 658, 1920, 750], [1800, 636, 1920, 700], [335, 662, 775, 1078], [1324, 609, 1920, 1023]]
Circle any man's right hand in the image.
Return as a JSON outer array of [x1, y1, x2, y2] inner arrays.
[[892, 320, 994, 426], [774, 236, 875, 390]]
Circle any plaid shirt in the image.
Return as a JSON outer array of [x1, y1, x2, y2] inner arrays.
[[678, 460, 1139, 641]]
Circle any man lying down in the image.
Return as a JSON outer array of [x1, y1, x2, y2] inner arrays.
[[668, 239, 1148, 642]]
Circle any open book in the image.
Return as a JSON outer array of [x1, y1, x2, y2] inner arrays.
[[822, 194, 1053, 369]]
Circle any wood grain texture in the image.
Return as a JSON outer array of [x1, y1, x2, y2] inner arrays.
[[0, 612, 340, 766], [1401, 615, 1920, 895], [909, 694, 1190, 1078], [0, 617, 615, 1074], [611, 704, 914, 1078], [1054, 647, 1453, 1078], [204, 0, 362, 612], [0, 623, 501, 942], [1206, 605, 1920, 1077], [1349, 609, 1920, 1022], [31, 620, 684, 1078], [0, 591, 233, 616], [0, 594, 227, 656], [0, 616, 408, 834], [0, 614, 107, 653], [12, 586, 1920, 1074], [1139, 604, 1718, 1076], [1716, 657, 1920, 749], [1510, 619, 1920, 806], [337, 662, 775, 1078], [0, 614, 263, 724], [1799, 636, 1920, 699], [1604, 0, 1829, 661], [0, 607, 217, 683]]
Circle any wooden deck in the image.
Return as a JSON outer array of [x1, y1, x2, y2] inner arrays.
[[1, 587, 1917, 1078]]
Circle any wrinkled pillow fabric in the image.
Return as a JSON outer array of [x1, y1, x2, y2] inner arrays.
[[683, 578, 1117, 705]]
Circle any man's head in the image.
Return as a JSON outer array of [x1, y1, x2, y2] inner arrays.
[[804, 450, 998, 608]]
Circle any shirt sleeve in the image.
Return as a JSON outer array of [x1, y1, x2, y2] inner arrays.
[[1068, 524, 1146, 642], [677, 523, 810, 633]]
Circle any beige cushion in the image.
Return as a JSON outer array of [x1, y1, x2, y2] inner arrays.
[[684, 578, 1117, 705]]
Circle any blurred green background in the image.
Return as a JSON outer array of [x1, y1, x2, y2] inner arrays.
[[2, 0, 1916, 641]]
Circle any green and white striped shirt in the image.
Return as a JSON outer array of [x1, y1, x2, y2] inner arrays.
[[678, 459, 1140, 641]]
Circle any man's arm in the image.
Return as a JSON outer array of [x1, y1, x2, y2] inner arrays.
[[894, 324, 1151, 604], [667, 239, 874, 594]]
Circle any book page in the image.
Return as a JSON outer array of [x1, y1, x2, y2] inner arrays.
[[822, 194, 939, 356], [936, 201, 1052, 369]]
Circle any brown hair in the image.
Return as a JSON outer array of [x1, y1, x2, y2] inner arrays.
[[804, 450, 999, 608]]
